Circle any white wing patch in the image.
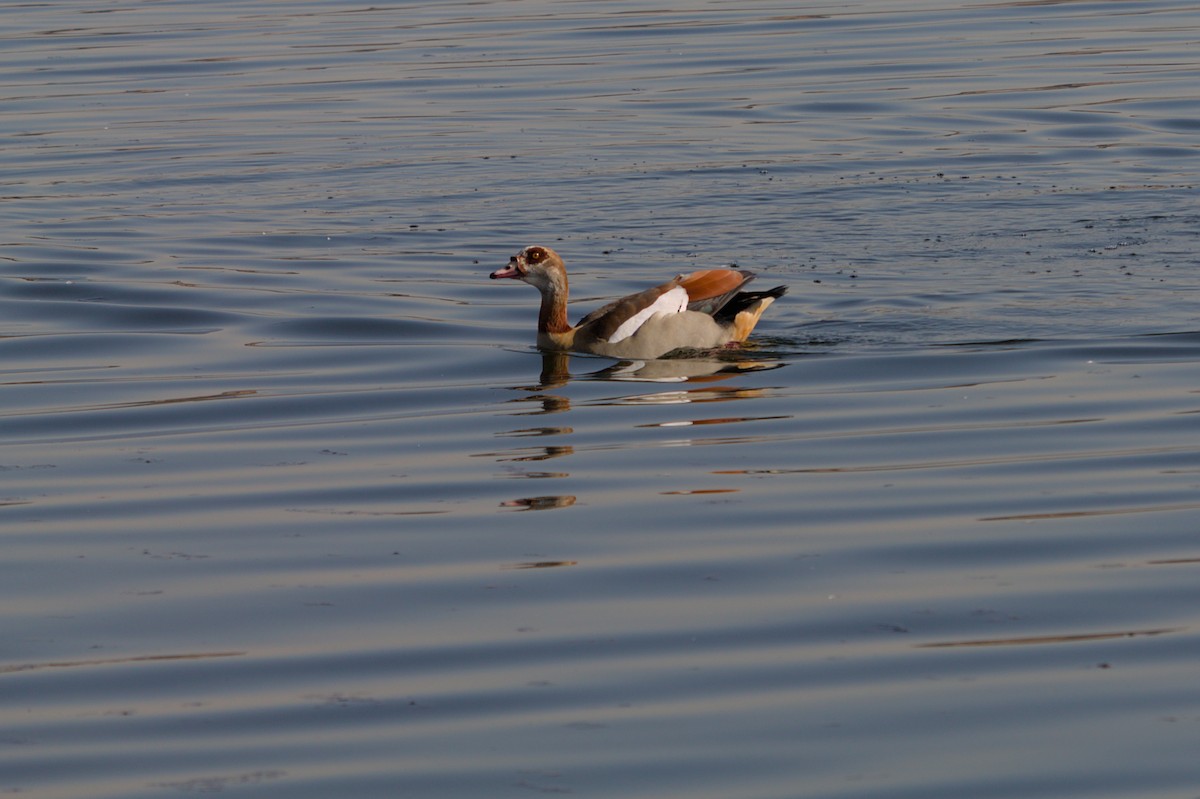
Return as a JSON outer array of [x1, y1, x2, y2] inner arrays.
[[607, 286, 689, 344]]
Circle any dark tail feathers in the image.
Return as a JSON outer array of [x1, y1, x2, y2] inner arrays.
[[713, 285, 787, 323]]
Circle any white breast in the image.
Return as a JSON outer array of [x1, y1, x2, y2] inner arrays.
[[606, 286, 689, 344]]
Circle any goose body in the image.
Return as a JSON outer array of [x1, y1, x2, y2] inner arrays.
[[490, 246, 786, 360]]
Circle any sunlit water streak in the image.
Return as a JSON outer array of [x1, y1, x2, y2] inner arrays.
[[3, 2, 1200, 798]]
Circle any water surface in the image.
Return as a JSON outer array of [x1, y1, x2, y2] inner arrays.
[[3, 2, 1200, 797]]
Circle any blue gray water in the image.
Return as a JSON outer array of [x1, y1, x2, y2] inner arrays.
[[3, 2, 1200, 797]]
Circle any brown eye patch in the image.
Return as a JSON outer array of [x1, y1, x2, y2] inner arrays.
[[525, 247, 545, 263]]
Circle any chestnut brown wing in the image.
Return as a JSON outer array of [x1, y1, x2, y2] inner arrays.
[[678, 269, 756, 316]]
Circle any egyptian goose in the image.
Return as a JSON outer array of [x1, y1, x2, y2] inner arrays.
[[490, 245, 786, 359]]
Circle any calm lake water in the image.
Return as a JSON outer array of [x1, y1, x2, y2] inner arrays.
[[3, 1, 1200, 797]]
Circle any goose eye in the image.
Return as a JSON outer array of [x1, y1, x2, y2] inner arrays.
[[525, 247, 544, 263]]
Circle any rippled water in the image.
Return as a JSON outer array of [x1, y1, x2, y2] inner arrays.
[[4, 2, 1200, 797]]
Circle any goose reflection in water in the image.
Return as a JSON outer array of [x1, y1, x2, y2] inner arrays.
[[533, 348, 785, 389]]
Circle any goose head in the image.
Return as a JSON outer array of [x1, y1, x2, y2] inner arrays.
[[489, 245, 567, 293]]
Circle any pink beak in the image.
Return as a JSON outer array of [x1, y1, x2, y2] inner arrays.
[[489, 259, 523, 280]]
